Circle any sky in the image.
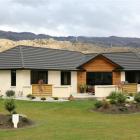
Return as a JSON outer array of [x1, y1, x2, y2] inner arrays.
[[0, 0, 140, 37]]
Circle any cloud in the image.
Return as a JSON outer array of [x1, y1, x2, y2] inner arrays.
[[11, 0, 48, 7], [0, 0, 140, 37]]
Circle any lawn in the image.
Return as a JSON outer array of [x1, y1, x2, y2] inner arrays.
[[0, 99, 140, 140]]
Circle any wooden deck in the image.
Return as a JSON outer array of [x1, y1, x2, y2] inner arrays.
[[122, 83, 137, 94], [32, 84, 52, 97]]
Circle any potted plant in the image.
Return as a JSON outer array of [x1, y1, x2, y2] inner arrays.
[[79, 84, 87, 93]]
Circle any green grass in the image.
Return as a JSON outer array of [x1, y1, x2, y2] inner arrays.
[[0, 99, 140, 140]]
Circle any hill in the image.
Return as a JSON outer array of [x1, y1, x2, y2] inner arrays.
[[0, 38, 139, 53], [0, 30, 140, 48], [0, 30, 140, 53]]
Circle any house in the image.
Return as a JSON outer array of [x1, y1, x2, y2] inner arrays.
[[0, 45, 140, 98]]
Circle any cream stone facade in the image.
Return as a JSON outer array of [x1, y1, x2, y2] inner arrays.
[[0, 69, 138, 98], [0, 70, 11, 95], [95, 85, 118, 98], [0, 70, 77, 97], [48, 71, 77, 97]]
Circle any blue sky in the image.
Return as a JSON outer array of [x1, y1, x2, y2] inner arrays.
[[0, 0, 140, 37]]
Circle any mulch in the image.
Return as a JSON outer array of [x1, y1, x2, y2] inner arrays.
[[0, 114, 33, 129], [93, 103, 140, 114]]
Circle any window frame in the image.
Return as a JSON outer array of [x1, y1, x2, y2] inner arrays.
[[61, 71, 71, 85], [11, 70, 16, 86], [31, 70, 48, 84], [86, 72, 112, 85]]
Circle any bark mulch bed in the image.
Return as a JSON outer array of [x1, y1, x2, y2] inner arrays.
[[0, 114, 33, 129], [93, 103, 140, 114]]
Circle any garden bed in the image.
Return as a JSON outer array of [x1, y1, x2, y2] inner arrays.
[[93, 103, 140, 114], [0, 114, 33, 129], [93, 91, 140, 114]]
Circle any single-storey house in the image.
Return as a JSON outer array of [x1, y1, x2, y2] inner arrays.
[[0, 45, 140, 97]]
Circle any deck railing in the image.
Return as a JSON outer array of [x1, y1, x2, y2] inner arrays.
[[32, 84, 52, 96], [122, 83, 137, 94]]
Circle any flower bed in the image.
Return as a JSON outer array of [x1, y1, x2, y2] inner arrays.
[[93, 91, 140, 114]]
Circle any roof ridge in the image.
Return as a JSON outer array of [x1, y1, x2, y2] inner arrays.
[[101, 51, 134, 54], [85, 51, 133, 55], [16, 45, 85, 54], [19, 46, 24, 68]]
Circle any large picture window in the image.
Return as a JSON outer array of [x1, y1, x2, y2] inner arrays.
[[125, 71, 140, 84], [61, 71, 71, 85], [31, 70, 48, 84], [86, 72, 112, 85], [11, 70, 16, 86]]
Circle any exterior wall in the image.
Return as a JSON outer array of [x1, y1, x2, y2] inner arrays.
[[48, 71, 60, 86], [137, 84, 140, 92], [48, 71, 77, 97], [53, 86, 71, 97], [0, 70, 77, 97], [121, 71, 125, 82], [95, 85, 118, 98], [0, 70, 11, 95], [0, 70, 31, 96], [83, 55, 117, 72], [16, 70, 31, 96], [71, 71, 77, 94]]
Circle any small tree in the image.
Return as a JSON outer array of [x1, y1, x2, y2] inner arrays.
[[4, 99, 16, 114]]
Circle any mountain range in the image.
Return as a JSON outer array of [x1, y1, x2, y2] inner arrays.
[[0, 30, 140, 53], [0, 30, 140, 48]]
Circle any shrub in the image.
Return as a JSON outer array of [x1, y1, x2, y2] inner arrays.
[[117, 93, 126, 104], [26, 94, 32, 98], [5, 90, 15, 97], [107, 91, 118, 100], [107, 91, 127, 104], [94, 100, 103, 109], [53, 97, 58, 100], [41, 97, 46, 101], [26, 94, 35, 100], [134, 93, 140, 103], [109, 99, 117, 104], [4, 99, 16, 114], [31, 96, 36, 100]]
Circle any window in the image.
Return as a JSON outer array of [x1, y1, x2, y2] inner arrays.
[[61, 71, 71, 85], [31, 70, 48, 84], [86, 72, 112, 85], [11, 70, 16, 86], [125, 71, 140, 84]]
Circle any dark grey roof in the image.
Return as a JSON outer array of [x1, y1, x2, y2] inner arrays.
[[103, 52, 140, 70], [0, 47, 22, 69], [0, 46, 86, 70], [0, 46, 140, 71]]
